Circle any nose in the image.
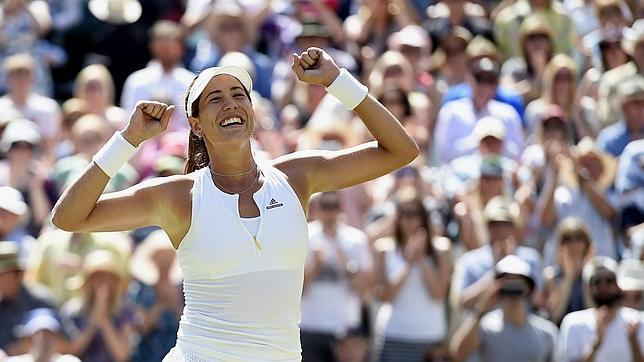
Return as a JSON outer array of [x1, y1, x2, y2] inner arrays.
[[222, 97, 239, 111]]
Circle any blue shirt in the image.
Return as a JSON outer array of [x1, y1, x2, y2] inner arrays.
[[441, 83, 526, 126], [597, 120, 632, 157]]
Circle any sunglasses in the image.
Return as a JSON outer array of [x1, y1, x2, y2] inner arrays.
[[319, 202, 340, 211], [599, 41, 622, 51], [554, 72, 573, 82], [10, 141, 35, 150], [562, 232, 587, 243], [474, 73, 498, 85], [527, 33, 550, 42]]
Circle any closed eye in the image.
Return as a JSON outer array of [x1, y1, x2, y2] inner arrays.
[[233, 93, 246, 99]]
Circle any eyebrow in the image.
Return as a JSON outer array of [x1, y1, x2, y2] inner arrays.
[[204, 86, 246, 100]]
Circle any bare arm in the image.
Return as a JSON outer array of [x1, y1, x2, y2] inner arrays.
[[373, 242, 411, 302], [419, 240, 452, 300], [99, 322, 133, 362], [449, 312, 483, 362], [543, 271, 575, 323], [51, 103, 189, 245], [287, 48, 419, 196], [579, 178, 615, 220]]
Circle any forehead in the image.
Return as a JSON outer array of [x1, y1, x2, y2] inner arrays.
[[202, 74, 246, 94]]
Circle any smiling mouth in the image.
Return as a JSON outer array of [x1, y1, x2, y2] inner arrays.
[[219, 116, 244, 128]]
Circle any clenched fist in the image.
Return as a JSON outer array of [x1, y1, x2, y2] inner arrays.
[[291, 47, 341, 88], [122, 101, 175, 146]]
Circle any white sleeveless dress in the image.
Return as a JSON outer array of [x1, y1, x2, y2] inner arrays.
[[164, 163, 309, 361]]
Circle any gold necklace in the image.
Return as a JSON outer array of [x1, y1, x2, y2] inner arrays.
[[209, 162, 257, 177], [211, 167, 261, 194]]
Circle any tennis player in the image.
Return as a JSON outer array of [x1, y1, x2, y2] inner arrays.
[[52, 47, 419, 361]]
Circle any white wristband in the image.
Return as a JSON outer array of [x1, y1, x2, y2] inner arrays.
[[93, 131, 137, 178], [325, 68, 368, 110]]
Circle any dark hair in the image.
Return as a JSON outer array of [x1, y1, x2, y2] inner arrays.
[[183, 74, 252, 174], [394, 194, 435, 260], [377, 84, 412, 118]]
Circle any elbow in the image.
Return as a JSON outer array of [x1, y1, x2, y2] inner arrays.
[[397, 140, 420, 166], [51, 207, 80, 232]]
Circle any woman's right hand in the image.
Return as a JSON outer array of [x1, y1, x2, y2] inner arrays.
[[122, 101, 175, 147]]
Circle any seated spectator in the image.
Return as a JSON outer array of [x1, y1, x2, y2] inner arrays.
[[441, 36, 526, 121], [558, 256, 644, 361], [500, 14, 555, 104], [300, 192, 372, 362], [73, 64, 128, 131], [120, 20, 194, 133], [127, 230, 183, 362], [597, 75, 644, 157], [597, 19, 644, 127], [540, 137, 619, 262], [0, 241, 53, 355], [4, 308, 80, 362], [61, 249, 134, 362], [617, 259, 644, 310], [449, 197, 542, 329], [0, 119, 51, 237], [0, 186, 33, 256], [450, 255, 558, 362], [373, 189, 453, 362], [434, 57, 524, 164], [0, 54, 61, 155], [542, 218, 594, 324]]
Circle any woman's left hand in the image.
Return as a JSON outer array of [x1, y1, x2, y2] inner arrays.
[[291, 47, 341, 88]]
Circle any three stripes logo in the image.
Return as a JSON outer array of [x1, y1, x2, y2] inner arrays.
[[266, 198, 284, 210]]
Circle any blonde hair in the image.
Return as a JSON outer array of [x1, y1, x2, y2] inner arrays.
[[542, 54, 578, 108], [368, 51, 415, 95], [73, 64, 116, 106]]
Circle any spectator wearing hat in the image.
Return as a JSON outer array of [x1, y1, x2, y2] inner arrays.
[[450, 255, 558, 362], [0, 54, 61, 154], [592, 26, 631, 73], [617, 259, 644, 310], [524, 54, 592, 141], [558, 256, 644, 361], [4, 308, 80, 361], [0, 241, 53, 355], [121, 20, 194, 133], [446, 116, 518, 194], [440, 36, 526, 121], [500, 14, 555, 104], [434, 57, 524, 164], [598, 75, 644, 157], [493, 0, 575, 60], [387, 24, 434, 96], [73, 64, 128, 133], [449, 197, 542, 336], [615, 139, 644, 254], [432, 26, 474, 95], [0, 186, 35, 257], [542, 217, 594, 324], [61, 249, 134, 362], [423, 0, 492, 48], [540, 136, 620, 262], [190, 0, 273, 99], [26, 229, 131, 306], [300, 192, 372, 362], [581, 0, 632, 67], [598, 19, 644, 127], [127, 230, 183, 362]]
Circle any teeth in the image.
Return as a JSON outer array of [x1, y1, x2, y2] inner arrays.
[[221, 117, 242, 126]]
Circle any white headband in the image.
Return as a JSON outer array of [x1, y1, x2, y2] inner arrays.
[[186, 65, 253, 117]]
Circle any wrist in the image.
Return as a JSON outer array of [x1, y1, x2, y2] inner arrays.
[[323, 68, 341, 88], [325, 68, 368, 110], [93, 131, 138, 178], [120, 129, 142, 147]]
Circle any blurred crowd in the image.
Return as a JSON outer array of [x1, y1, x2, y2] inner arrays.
[[0, 0, 642, 361]]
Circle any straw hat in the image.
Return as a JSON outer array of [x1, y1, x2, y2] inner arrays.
[[560, 137, 617, 190], [129, 230, 182, 286], [66, 249, 127, 291], [88, 0, 142, 25]]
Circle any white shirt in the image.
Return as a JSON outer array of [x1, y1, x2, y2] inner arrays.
[[0, 93, 61, 138], [559, 307, 644, 362], [175, 164, 308, 361], [120, 61, 194, 131], [434, 98, 524, 165], [300, 221, 371, 334]]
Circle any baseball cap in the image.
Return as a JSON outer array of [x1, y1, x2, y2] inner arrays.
[[618, 75, 644, 105], [0, 186, 28, 216], [16, 308, 62, 337], [388, 25, 430, 49], [0, 241, 25, 273], [0, 119, 42, 153], [617, 259, 644, 291], [470, 57, 500, 77], [3, 53, 35, 73], [473, 116, 506, 142], [186, 65, 253, 117], [484, 196, 520, 224]]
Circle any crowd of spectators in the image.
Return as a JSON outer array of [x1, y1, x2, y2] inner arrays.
[[0, 0, 642, 361]]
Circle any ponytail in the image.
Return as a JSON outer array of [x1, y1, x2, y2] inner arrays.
[[184, 76, 210, 174]]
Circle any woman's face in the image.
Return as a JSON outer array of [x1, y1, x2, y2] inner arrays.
[[600, 40, 628, 70], [397, 202, 424, 239], [552, 69, 573, 104], [192, 74, 254, 146], [83, 79, 106, 106], [559, 231, 590, 259], [381, 89, 406, 121], [525, 32, 551, 56]]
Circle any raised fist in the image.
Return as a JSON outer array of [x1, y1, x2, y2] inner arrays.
[[122, 101, 175, 146], [291, 47, 341, 88]]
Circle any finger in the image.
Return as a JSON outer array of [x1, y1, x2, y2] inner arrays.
[[307, 48, 321, 60], [153, 104, 167, 119], [301, 53, 317, 68], [160, 105, 175, 129], [291, 53, 304, 79]]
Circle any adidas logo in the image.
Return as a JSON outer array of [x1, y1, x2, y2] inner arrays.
[[266, 198, 284, 209]]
